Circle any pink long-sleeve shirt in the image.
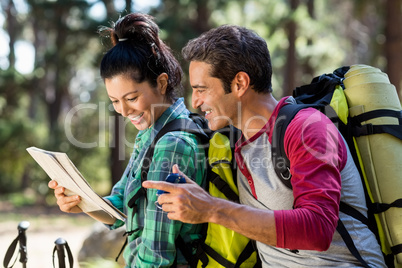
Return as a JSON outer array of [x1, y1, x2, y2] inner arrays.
[[235, 97, 346, 250]]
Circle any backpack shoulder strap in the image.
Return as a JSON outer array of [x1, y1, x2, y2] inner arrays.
[[175, 235, 199, 268], [127, 118, 208, 209], [209, 126, 241, 203], [272, 103, 311, 189], [336, 219, 371, 268], [140, 118, 208, 183]]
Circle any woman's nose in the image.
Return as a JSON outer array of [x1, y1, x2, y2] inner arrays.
[[119, 101, 131, 117]]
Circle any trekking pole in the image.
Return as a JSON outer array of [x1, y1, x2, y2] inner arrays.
[[18, 221, 29, 268], [3, 220, 30, 268], [52, 238, 73, 268]]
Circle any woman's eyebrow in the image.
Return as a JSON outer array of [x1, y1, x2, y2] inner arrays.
[[108, 90, 138, 99]]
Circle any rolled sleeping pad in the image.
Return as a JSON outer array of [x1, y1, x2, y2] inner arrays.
[[343, 64, 402, 267]]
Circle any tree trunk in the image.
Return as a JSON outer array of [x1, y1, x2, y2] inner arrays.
[[385, 0, 402, 100], [101, 0, 125, 187], [301, 0, 315, 80], [125, 0, 132, 13], [102, 0, 116, 20], [47, 6, 68, 139], [283, 0, 299, 97], [5, 0, 17, 69], [194, 0, 211, 33], [111, 113, 124, 186]]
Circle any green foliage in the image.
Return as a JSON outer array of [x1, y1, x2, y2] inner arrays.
[[0, 86, 46, 194], [1, 192, 36, 207]]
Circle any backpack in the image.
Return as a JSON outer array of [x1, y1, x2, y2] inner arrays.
[[271, 65, 402, 268], [127, 114, 261, 268]]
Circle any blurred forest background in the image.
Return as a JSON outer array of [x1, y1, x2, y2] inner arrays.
[[1, 0, 401, 206]]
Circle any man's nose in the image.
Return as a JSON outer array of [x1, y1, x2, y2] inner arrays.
[[192, 93, 202, 110]]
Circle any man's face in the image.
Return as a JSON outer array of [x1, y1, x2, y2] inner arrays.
[[189, 61, 238, 131]]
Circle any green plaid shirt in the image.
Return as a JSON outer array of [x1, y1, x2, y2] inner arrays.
[[105, 98, 206, 267]]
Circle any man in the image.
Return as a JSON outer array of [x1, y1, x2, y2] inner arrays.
[[144, 25, 386, 267]]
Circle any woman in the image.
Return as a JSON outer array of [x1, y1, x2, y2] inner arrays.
[[48, 13, 206, 267]]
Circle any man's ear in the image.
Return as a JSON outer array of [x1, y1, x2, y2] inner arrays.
[[232, 72, 250, 97], [157, 73, 168, 95]]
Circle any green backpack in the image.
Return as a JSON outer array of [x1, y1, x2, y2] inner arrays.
[[128, 114, 261, 268], [272, 65, 402, 268]]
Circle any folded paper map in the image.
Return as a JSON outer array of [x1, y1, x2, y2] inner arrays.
[[26, 147, 126, 221]]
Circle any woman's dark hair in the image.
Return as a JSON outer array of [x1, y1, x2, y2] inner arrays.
[[99, 13, 183, 102], [182, 25, 273, 94]]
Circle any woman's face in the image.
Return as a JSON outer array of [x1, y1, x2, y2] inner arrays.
[[105, 74, 170, 130]]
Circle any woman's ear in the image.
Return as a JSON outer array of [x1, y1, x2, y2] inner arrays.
[[232, 71, 250, 97], [157, 73, 168, 95]]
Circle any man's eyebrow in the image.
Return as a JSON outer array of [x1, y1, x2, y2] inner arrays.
[[191, 84, 207, 89]]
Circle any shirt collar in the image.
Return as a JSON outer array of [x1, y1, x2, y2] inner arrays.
[[235, 96, 295, 149], [136, 97, 188, 141]]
